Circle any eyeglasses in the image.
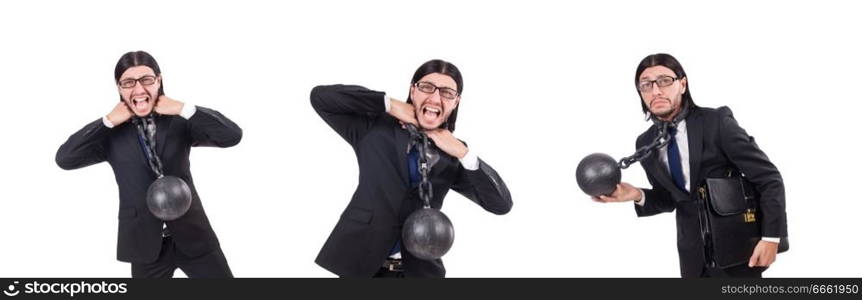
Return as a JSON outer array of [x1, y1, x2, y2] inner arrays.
[[119, 75, 158, 89], [414, 81, 459, 100], [638, 76, 679, 92]]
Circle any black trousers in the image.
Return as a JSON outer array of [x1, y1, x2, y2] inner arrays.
[[373, 268, 405, 278], [131, 236, 233, 278], [371, 258, 405, 278], [700, 264, 765, 278]]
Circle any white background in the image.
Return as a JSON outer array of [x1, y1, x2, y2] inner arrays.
[[1, 0, 859, 277]]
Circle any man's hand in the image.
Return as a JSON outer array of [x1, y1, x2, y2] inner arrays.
[[593, 182, 642, 203], [748, 240, 778, 267], [107, 101, 133, 126], [154, 95, 184, 115], [388, 98, 418, 127], [425, 128, 468, 159]]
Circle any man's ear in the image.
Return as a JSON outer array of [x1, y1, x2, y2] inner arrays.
[[449, 96, 461, 113], [408, 85, 417, 102], [680, 77, 687, 94]]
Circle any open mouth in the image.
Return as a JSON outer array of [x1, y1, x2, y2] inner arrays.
[[132, 96, 150, 111], [421, 106, 441, 120]]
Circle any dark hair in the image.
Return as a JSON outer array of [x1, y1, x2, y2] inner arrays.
[[114, 51, 164, 99], [635, 53, 696, 117], [406, 59, 463, 132]]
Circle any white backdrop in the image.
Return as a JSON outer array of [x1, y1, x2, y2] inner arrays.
[[1, 0, 859, 277]]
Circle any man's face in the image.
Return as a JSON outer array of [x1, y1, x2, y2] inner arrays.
[[638, 65, 687, 120], [117, 66, 161, 117], [410, 72, 460, 130]]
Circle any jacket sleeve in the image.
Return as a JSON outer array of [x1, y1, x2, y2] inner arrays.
[[717, 106, 787, 238], [450, 158, 513, 215], [187, 106, 243, 148], [635, 170, 677, 217], [55, 118, 111, 170], [310, 84, 387, 146]]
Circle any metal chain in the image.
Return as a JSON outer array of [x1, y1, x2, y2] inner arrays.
[[405, 124, 433, 208], [133, 115, 164, 178], [618, 121, 673, 169]]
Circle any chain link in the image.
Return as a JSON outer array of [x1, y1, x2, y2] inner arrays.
[[405, 124, 434, 208], [618, 121, 673, 169], [133, 115, 165, 178]]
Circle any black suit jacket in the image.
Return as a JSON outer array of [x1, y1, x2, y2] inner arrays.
[[634, 106, 787, 277], [56, 106, 242, 263], [311, 84, 513, 278]]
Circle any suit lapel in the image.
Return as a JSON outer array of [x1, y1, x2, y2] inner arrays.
[[643, 125, 690, 201], [686, 109, 704, 193], [644, 152, 675, 195], [154, 115, 173, 158], [392, 123, 410, 187], [123, 123, 150, 169]]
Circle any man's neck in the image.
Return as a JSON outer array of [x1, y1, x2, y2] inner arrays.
[[657, 107, 682, 122]]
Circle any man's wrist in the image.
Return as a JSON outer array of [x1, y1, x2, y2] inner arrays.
[[459, 149, 479, 170], [102, 115, 115, 128], [633, 189, 645, 206], [761, 237, 780, 244], [384, 94, 391, 113], [179, 103, 196, 119]]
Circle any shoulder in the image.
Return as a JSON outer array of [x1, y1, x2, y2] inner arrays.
[[358, 113, 400, 144], [635, 124, 656, 147], [690, 105, 733, 121]]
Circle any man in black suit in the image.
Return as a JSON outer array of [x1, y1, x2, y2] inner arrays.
[[595, 53, 787, 278], [55, 51, 242, 278], [311, 59, 512, 278]]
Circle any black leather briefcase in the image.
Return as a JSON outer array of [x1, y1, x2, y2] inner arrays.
[[697, 174, 789, 268]]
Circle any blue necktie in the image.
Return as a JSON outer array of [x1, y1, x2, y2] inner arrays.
[[407, 146, 421, 187], [390, 146, 421, 256], [667, 126, 687, 191]]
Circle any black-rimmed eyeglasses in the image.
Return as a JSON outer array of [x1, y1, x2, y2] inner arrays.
[[414, 81, 459, 100], [119, 75, 157, 89], [638, 76, 679, 92]]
